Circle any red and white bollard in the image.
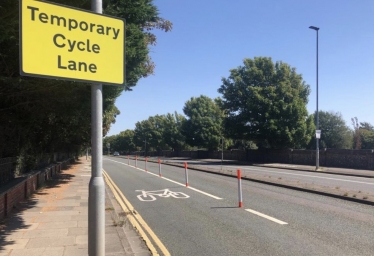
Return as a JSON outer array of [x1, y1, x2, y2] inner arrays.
[[127, 155, 130, 165], [145, 157, 148, 172], [158, 158, 162, 177], [135, 155, 138, 168], [184, 162, 189, 187], [237, 169, 243, 208]]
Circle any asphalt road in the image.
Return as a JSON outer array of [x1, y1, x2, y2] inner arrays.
[[104, 156, 374, 256], [159, 158, 374, 199], [193, 161, 374, 194]]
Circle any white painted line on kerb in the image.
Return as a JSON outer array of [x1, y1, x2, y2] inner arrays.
[[227, 166, 374, 185], [105, 158, 223, 200], [245, 209, 288, 225]]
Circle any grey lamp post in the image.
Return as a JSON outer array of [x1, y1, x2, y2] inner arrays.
[[309, 25, 320, 170]]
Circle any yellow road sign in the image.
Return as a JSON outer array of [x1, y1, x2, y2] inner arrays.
[[20, 0, 125, 86]]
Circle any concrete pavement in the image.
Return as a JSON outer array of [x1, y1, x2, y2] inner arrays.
[[0, 158, 150, 256]]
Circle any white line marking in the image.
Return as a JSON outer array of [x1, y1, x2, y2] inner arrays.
[[104, 158, 223, 200], [226, 166, 374, 185], [136, 189, 190, 201], [103, 170, 170, 255], [161, 176, 223, 200], [245, 209, 288, 225]]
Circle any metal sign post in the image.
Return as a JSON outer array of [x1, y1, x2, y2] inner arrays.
[[89, 83, 105, 256], [89, 2, 104, 255], [20, 0, 125, 254]]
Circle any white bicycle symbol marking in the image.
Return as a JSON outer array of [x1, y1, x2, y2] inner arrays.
[[136, 189, 190, 202]]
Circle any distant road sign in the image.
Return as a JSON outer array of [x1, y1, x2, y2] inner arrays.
[[316, 130, 321, 139], [20, 0, 125, 86]]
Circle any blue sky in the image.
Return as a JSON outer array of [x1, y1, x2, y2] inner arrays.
[[106, 0, 374, 136]]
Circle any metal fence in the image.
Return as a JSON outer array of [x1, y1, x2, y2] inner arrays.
[[0, 157, 15, 186]]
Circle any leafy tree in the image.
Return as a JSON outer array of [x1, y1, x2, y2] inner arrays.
[[117, 130, 137, 153], [103, 135, 116, 155], [161, 112, 186, 151], [103, 129, 136, 154], [305, 114, 316, 148], [130, 112, 186, 152], [218, 57, 311, 149], [360, 122, 374, 131], [0, 0, 172, 171], [352, 117, 361, 149], [104, 0, 172, 88], [308, 111, 352, 149], [182, 95, 224, 150], [359, 122, 374, 149], [133, 115, 167, 153]]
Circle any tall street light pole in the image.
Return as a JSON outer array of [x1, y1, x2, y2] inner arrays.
[[309, 25, 319, 170]]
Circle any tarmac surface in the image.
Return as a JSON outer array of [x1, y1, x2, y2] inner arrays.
[[1, 156, 374, 255], [157, 157, 374, 204]]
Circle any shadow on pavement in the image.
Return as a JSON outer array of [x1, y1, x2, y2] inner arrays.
[[0, 161, 79, 252]]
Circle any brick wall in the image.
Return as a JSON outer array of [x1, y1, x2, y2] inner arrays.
[[6, 183, 25, 217], [0, 193, 5, 219], [0, 158, 74, 221]]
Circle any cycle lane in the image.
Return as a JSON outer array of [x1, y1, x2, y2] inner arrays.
[[103, 158, 281, 256], [104, 157, 374, 256]]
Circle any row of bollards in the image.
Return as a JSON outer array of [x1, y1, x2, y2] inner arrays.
[[126, 155, 243, 207]]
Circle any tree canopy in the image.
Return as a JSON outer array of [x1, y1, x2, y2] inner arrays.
[[133, 115, 167, 153], [182, 95, 224, 150], [218, 57, 312, 149], [308, 111, 352, 149], [103, 129, 137, 154], [161, 112, 186, 152], [359, 121, 374, 149], [0, 0, 172, 171]]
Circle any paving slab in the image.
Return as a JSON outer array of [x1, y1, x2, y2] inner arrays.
[[21, 229, 69, 238], [26, 236, 76, 248], [37, 221, 78, 229], [4, 247, 65, 256], [0, 158, 151, 255]]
